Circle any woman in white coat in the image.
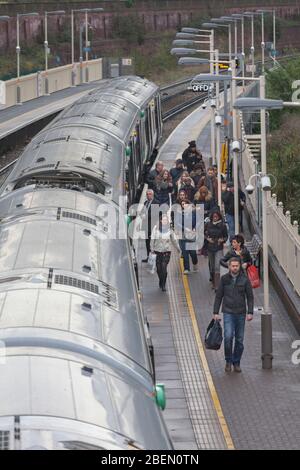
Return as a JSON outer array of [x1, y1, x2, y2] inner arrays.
[[150, 214, 180, 292]]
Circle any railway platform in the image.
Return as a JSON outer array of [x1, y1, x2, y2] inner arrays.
[[137, 102, 300, 450], [0, 79, 105, 140]]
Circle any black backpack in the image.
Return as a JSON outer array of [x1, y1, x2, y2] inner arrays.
[[205, 319, 223, 350]]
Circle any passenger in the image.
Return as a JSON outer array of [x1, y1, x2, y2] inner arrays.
[[170, 159, 184, 186], [198, 166, 218, 202], [171, 190, 186, 228], [220, 234, 252, 271], [154, 169, 173, 206], [146, 160, 164, 190], [140, 189, 159, 263], [175, 199, 199, 274], [222, 181, 246, 238], [190, 162, 206, 187], [178, 175, 196, 203], [213, 257, 254, 373], [204, 211, 228, 290], [193, 185, 219, 219], [150, 214, 180, 292], [142, 148, 158, 184], [182, 140, 204, 174]]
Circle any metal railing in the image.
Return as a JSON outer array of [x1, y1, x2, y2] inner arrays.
[[239, 111, 300, 297]]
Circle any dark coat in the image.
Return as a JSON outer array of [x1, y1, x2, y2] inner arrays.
[[146, 169, 159, 190], [204, 219, 228, 252], [213, 271, 254, 315], [220, 247, 252, 268], [222, 189, 246, 216], [178, 183, 196, 203], [182, 148, 204, 173], [170, 167, 184, 185], [198, 175, 218, 200], [194, 197, 219, 218], [154, 180, 173, 205]]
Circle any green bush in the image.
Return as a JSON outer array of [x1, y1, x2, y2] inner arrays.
[[112, 14, 145, 45]]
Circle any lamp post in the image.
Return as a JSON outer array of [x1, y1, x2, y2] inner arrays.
[[44, 10, 65, 95], [233, 95, 299, 369], [243, 12, 256, 78], [16, 12, 39, 104], [231, 14, 245, 85], [71, 7, 103, 84], [173, 33, 217, 165], [205, 20, 232, 61], [257, 9, 277, 66]]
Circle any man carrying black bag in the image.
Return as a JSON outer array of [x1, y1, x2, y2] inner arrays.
[[213, 257, 254, 373]]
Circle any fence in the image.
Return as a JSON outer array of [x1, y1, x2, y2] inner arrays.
[[2, 58, 103, 108], [239, 110, 300, 297]]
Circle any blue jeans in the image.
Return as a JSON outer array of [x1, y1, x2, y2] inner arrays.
[[223, 313, 246, 365], [226, 214, 235, 239], [179, 239, 198, 271]]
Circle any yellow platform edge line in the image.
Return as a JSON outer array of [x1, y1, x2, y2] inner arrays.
[[180, 259, 235, 450]]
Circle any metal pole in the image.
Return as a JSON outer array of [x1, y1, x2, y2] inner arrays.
[[273, 9, 276, 54], [228, 24, 232, 62], [210, 31, 215, 165], [71, 10, 74, 65], [44, 12, 49, 95], [231, 59, 239, 235], [215, 49, 222, 209], [259, 74, 273, 369], [251, 15, 255, 78], [16, 14, 21, 104], [261, 13, 265, 74], [241, 16, 245, 87], [85, 9, 89, 82], [234, 19, 238, 58], [79, 25, 83, 84]]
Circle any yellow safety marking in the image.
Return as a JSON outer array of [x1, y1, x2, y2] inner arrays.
[[180, 259, 235, 450]]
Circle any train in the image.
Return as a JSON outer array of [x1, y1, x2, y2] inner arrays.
[[0, 76, 173, 450]]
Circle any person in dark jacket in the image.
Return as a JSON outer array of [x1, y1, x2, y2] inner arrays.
[[222, 181, 246, 238], [154, 169, 173, 206], [198, 167, 219, 202], [140, 189, 160, 262], [220, 234, 252, 271], [193, 186, 218, 219], [178, 176, 196, 203], [146, 160, 164, 190], [213, 257, 254, 373], [170, 159, 184, 186], [204, 211, 228, 289], [190, 162, 206, 187], [182, 140, 204, 174]]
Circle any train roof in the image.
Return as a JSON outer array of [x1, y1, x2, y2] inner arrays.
[[0, 187, 151, 374], [1, 77, 160, 202]]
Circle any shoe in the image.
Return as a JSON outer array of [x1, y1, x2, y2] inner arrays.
[[192, 264, 198, 272], [142, 258, 148, 263], [233, 364, 242, 373], [162, 285, 166, 292], [225, 362, 232, 373], [183, 270, 190, 275]]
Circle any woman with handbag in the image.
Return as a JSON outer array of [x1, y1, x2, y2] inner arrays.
[[150, 214, 180, 292]]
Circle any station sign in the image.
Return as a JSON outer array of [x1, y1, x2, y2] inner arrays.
[[189, 82, 214, 93]]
